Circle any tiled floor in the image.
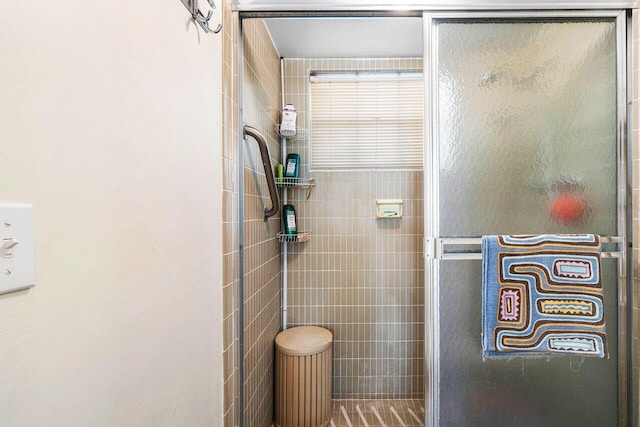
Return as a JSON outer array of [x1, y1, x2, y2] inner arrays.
[[330, 399, 425, 427]]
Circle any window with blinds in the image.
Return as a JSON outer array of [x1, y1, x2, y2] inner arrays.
[[309, 72, 424, 171]]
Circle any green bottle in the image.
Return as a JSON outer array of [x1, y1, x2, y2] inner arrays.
[[282, 204, 297, 235], [284, 153, 300, 178]]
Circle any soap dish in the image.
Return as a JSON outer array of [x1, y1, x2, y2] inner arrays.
[[375, 199, 403, 219]]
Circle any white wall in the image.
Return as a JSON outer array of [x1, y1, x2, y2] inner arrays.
[[0, 1, 223, 425]]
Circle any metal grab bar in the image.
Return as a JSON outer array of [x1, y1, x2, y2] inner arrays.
[[243, 125, 280, 219], [426, 236, 624, 260]]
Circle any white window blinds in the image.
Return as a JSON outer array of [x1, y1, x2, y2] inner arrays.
[[310, 72, 423, 171]]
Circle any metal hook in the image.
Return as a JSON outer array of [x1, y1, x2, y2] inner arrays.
[[180, 0, 222, 34], [201, 0, 222, 33], [193, 9, 212, 25]]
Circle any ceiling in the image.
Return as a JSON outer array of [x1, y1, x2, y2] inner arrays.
[[260, 0, 634, 59], [265, 17, 423, 58]]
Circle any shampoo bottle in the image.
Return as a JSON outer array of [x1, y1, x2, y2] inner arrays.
[[284, 153, 300, 178], [282, 204, 297, 235]]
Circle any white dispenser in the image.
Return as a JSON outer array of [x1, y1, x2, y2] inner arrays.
[[279, 104, 297, 137]]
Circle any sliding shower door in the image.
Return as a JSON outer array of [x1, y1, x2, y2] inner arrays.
[[424, 12, 628, 427]]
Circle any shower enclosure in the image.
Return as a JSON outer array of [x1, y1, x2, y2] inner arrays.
[[424, 11, 630, 427], [228, 5, 634, 427]]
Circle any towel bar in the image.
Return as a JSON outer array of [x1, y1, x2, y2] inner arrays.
[[426, 236, 624, 260]]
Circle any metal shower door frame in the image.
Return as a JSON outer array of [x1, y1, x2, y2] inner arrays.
[[422, 10, 631, 427]]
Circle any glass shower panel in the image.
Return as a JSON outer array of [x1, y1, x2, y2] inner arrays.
[[439, 261, 618, 426], [433, 18, 619, 426], [437, 20, 617, 237]]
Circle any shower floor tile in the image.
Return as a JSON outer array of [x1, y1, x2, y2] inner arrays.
[[330, 399, 425, 427]]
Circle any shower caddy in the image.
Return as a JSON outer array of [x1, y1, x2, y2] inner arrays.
[[276, 122, 313, 243]]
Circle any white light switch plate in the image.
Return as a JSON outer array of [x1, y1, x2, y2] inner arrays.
[[0, 204, 35, 295]]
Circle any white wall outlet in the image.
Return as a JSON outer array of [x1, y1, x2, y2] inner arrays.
[[0, 204, 35, 295]]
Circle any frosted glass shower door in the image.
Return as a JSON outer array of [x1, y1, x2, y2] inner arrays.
[[425, 12, 627, 427]]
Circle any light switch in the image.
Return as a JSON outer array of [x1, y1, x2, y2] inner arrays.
[[3, 237, 20, 257], [0, 204, 35, 295]]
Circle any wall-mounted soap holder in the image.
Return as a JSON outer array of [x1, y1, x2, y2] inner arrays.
[[375, 199, 403, 219]]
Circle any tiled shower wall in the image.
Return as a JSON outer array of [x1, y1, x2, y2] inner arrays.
[[283, 58, 425, 398], [241, 18, 282, 427], [222, 10, 282, 427]]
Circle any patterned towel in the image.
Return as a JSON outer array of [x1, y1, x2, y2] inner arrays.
[[482, 234, 607, 358]]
